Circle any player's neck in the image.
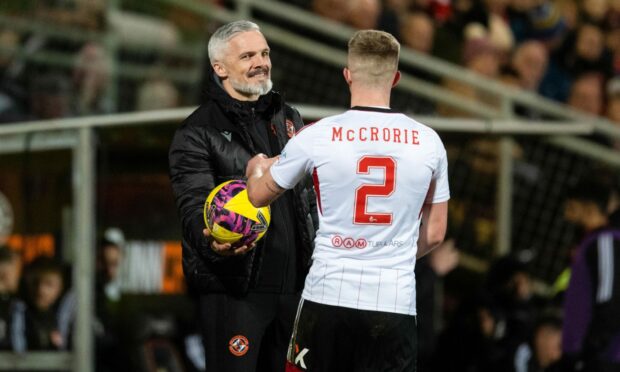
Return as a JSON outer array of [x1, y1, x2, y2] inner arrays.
[[349, 89, 391, 108]]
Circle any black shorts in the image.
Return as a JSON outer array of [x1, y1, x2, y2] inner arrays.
[[200, 292, 300, 372], [286, 299, 417, 372]]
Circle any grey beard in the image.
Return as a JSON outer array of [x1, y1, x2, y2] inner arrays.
[[230, 78, 273, 97]]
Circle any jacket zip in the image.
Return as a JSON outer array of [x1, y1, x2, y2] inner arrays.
[[254, 105, 293, 292]]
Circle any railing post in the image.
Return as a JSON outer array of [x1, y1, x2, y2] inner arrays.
[[496, 96, 514, 257], [72, 127, 95, 372]]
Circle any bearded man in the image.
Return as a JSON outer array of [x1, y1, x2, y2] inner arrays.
[[168, 20, 317, 372]]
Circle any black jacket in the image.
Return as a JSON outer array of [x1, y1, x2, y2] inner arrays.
[[169, 76, 316, 296]]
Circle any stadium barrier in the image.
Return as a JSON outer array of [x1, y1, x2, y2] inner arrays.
[[0, 105, 615, 371]]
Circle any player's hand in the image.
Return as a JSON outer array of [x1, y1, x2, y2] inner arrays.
[[429, 239, 459, 276], [246, 153, 279, 179], [203, 228, 255, 256]]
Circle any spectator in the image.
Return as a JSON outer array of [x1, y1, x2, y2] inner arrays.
[[0, 246, 21, 296], [466, 0, 515, 57], [22, 257, 66, 350], [567, 73, 604, 116], [564, 23, 612, 78], [401, 12, 436, 54], [581, 0, 608, 26], [606, 78, 620, 151], [346, 0, 381, 29], [508, 313, 564, 372], [95, 237, 123, 333], [508, 0, 567, 45], [399, 11, 440, 113], [0, 246, 25, 352], [313, 0, 385, 30], [607, 2, 620, 74], [28, 73, 73, 120], [72, 42, 112, 116], [562, 174, 620, 371], [93, 230, 131, 372], [439, 36, 501, 117], [511, 40, 549, 118], [486, 256, 542, 354], [555, 0, 578, 32], [430, 0, 484, 63], [512, 40, 549, 92], [462, 36, 501, 78], [500, 65, 522, 88], [312, 0, 349, 24], [377, 0, 407, 39], [540, 22, 611, 101], [434, 292, 508, 372], [0, 29, 27, 124], [136, 76, 180, 111]]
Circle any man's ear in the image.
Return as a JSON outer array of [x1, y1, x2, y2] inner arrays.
[[213, 62, 227, 79], [343, 67, 352, 85], [392, 71, 401, 87]]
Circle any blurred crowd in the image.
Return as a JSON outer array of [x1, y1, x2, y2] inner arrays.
[[415, 170, 620, 372], [0, 241, 101, 352], [416, 240, 564, 372], [0, 230, 205, 372], [305, 0, 620, 149], [0, 0, 198, 125]]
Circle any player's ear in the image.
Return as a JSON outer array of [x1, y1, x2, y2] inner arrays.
[[392, 71, 401, 87], [213, 62, 228, 79], [343, 67, 352, 85]]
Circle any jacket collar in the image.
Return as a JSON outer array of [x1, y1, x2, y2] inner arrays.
[[205, 72, 281, 132]]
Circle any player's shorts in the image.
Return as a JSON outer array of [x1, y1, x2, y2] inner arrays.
[[286, 299, 417, 372]]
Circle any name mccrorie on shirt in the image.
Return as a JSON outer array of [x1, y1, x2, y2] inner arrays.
[[331, 126, 420, 145]]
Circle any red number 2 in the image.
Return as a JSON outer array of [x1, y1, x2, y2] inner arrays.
[[354, 156, 396, 224]]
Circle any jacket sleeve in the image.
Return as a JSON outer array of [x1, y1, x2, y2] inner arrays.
[[562, 241, 594, 357], [169, 121, 231, 263], [290, 106, 319, 232]]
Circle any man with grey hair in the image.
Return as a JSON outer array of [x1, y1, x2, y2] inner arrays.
[[169, 20, 316, 372]]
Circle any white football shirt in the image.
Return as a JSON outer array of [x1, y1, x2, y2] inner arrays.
[[270, 107, 450, 315]]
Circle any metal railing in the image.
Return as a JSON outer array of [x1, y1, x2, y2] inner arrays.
[[3, 0, 620, 140], [0, 104, 618, 371], [1, 1, 620, 370]]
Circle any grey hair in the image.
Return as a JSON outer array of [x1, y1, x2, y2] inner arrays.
[[208, 20, 261, 64]]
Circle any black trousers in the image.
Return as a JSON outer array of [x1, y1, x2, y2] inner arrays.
[[200, 292, 300, 372], [287, 300, 417, 372]]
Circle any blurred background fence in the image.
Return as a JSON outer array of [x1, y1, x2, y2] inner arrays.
[[1, 0, 620, 371]]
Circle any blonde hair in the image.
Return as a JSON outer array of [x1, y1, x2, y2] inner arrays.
[[347, 30, 400, 86]]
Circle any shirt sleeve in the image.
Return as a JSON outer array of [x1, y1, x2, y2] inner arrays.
[[427, 134, 450, 203], [270, 131, 314, 190], [562, 242, 593, 356]]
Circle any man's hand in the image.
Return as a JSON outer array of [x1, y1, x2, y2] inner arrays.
[[245, 153, 286, 207], [245, 153, 279, 179], [203, 228, 255, 256]]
